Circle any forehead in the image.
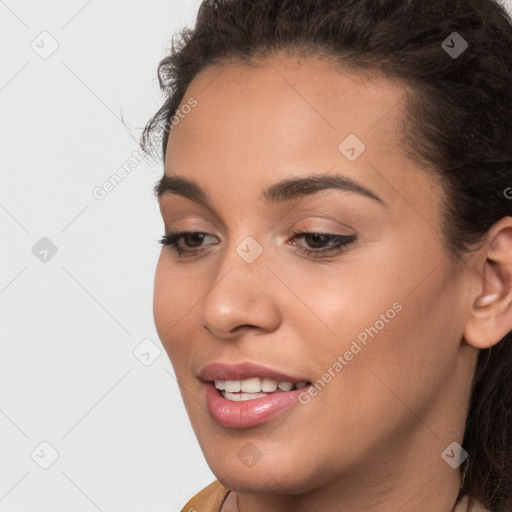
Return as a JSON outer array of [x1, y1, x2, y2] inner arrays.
[[168, 52, 409, 154], [162, 52, 443, 220]]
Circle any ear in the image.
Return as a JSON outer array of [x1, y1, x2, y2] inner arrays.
[[464, 216, 512, 349]]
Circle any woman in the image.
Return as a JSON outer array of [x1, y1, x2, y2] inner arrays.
[[142, 0, 512, 510]]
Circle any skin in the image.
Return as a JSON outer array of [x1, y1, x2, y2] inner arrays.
[[153, 52, 512, 512]]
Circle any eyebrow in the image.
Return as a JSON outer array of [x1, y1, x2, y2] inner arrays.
[[154, 172, 385, 207]]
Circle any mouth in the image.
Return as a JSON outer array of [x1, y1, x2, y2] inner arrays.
[[213, 377, 311, 401], [198, 361, 314, 428], [203, 378, 313, 428]]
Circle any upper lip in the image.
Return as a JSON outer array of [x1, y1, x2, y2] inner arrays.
[[198, 361, 310, 383]]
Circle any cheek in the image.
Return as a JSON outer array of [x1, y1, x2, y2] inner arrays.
[[153, 256, 199, 364], [307, 262, 463, 426], [289, 238, 459, 398], [278, 252, 404, 355], [153, 260, 173, 343]]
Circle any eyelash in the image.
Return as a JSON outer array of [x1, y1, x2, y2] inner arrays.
[[158, 230, 357, 259]]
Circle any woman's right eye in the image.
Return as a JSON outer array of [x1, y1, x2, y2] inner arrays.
[[158, 230, 357, 260], [158, 231, 218, 257]]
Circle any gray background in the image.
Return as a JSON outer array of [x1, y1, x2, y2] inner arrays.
[[1, 1, 511, 510]]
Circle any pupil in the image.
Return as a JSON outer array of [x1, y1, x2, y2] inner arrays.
[[306, 233, 328, 248], [186, 233, 204, 247]]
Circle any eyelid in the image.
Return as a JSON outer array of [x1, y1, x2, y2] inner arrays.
[[163, 217, 356, 244], [159, 227, 358, 260], [159, 205, 227, 234]]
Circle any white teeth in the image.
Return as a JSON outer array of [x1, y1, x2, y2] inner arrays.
[[240, 377, 261, 393], [261, 378, 278, 392], [224, 380, 241, 392], [223, 391, 267, 401], [214, 378, 309, 395]]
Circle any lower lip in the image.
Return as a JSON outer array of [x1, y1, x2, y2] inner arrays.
[[204, 382, 310, 428]]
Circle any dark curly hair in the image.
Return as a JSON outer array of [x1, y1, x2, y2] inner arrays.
[[141, 1, 512, 510]]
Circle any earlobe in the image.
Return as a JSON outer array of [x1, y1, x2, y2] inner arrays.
[[474, 292, 500, 308], [463, 217, 512, 350]]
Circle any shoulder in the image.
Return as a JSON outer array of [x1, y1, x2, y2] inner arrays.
[[453, 495, 491, 512], [180, 480, 231, 512], [180, 485, 491, 512]]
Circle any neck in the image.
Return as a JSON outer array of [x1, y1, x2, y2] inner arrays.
[[221, 445, 464, 512]]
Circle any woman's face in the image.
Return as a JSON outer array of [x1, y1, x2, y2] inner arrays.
[[153, 53, 477, 500]]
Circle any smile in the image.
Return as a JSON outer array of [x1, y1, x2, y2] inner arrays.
[[214, 377, 309, 401], [204, 380, 312, 428]]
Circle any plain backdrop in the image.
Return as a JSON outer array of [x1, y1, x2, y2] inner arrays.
[[1, 1, 512, 511]]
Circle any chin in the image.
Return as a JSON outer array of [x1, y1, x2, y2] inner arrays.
[[217, 471, 305, 495], [205, 447, 320, 495]]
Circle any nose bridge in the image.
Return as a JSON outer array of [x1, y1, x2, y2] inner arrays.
[[210, 231, 269, 302], [218, 222, 269, 280], [200, 230, 281, 337]]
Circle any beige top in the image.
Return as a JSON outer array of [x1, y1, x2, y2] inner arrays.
[[453, 494, 491, 512], [180, 480, 491, 512]]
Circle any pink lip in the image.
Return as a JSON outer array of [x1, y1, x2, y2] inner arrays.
[[203, 382, 310, 428], [198, 361, 312, 428], [198, 361, 309, 383]]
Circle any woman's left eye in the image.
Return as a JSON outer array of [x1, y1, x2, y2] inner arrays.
[[158, 230, 357, 258], [290, 231, 357, 257]]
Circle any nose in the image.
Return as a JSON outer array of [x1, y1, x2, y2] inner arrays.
[[200, 238, 282, 339]]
